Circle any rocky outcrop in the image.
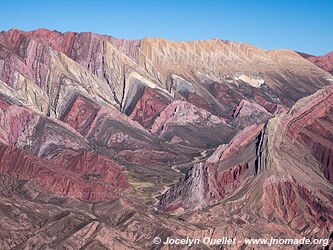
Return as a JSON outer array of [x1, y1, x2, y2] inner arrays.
[[231, 99, 272, 129]]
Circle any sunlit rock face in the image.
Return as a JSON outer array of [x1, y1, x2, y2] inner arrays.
[[0, 28, 332, 249]]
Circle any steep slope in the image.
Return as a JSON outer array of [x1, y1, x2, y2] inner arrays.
[[0, 29, 118, 118], [2, 29, 332, 128], [0, 90, 130, 201], [158, 85, 333, 241], [0, 82, 196, 200]]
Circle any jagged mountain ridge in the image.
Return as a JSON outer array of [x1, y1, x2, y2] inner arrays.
[[1, 29, 332, 118]]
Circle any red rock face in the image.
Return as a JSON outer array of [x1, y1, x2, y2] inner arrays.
[[53, 150, 129, 190], [285, 89, 333, 184], [261, 177, 333, 227], [0, 144, 129, 201], [0, 29, 51, 87], [215, 163, 249, 194], [0, 101, 37, 145], [61, 95, 100, 136], [26, 28, 77, 56], [128, 87, 171, 128]]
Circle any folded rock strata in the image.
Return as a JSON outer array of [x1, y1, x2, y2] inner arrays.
[[0, 28, 332, 249]]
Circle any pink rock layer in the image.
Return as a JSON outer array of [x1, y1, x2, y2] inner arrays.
[[0, 143, 129, 201], [306, 51, 333, 75]]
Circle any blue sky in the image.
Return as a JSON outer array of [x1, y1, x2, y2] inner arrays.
[[1, 0, 332, 55]]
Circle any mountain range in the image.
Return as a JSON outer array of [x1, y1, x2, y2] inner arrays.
[[0, 28, 332, 249]]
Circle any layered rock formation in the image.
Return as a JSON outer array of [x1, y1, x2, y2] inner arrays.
[[2, 28, 332, 123], [158, 86, 333, 244], [150, 100, 236, 148], [0, 28, 332, 249]]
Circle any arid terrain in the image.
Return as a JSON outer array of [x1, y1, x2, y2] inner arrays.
[[0, 28, 332, 249]]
